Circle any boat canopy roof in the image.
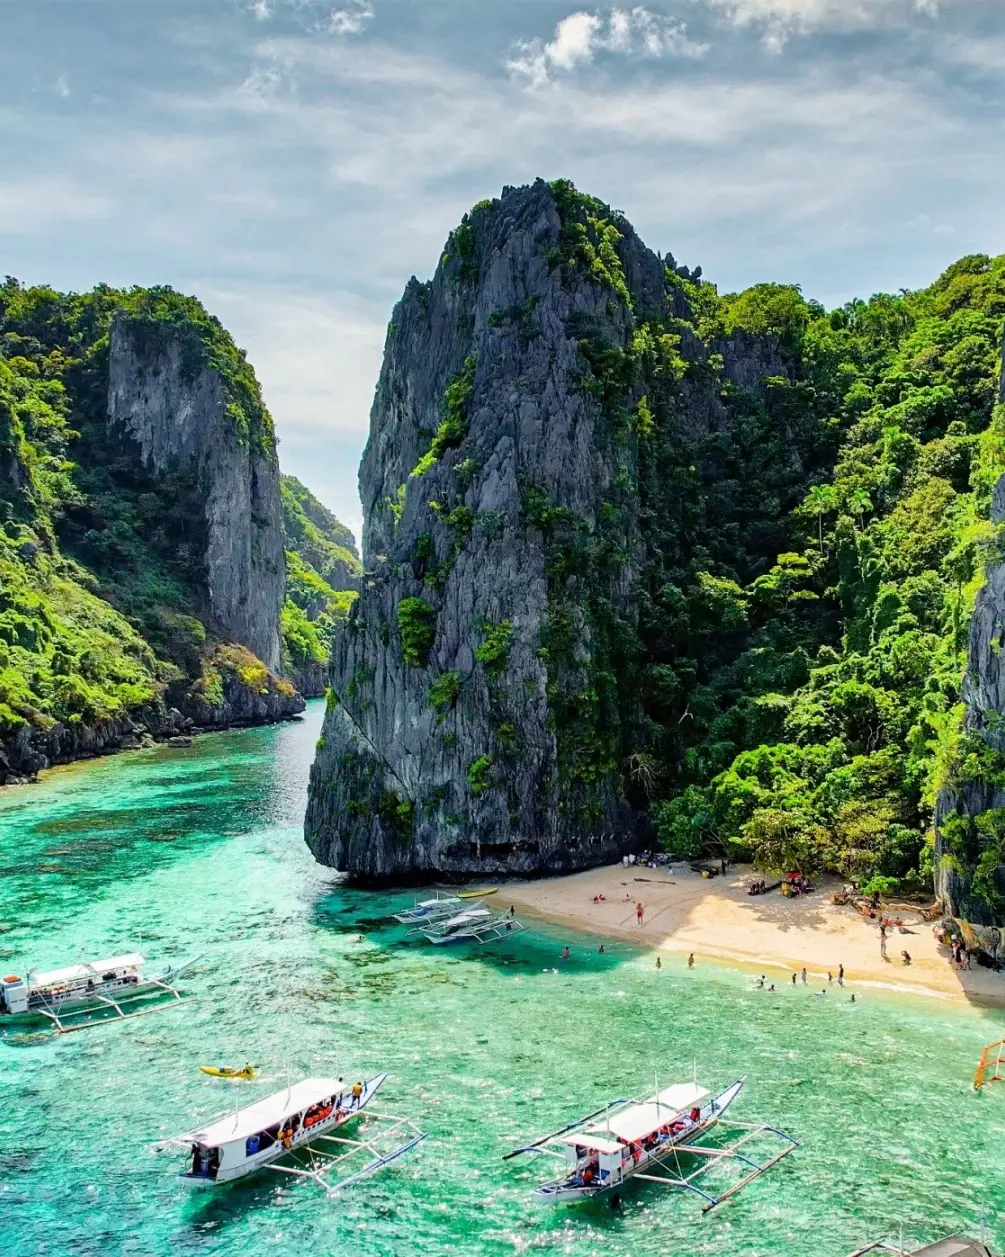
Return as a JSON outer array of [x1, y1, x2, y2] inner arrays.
[[30, 953, 145, 987], [440, 909, 492, 928], [559, 1133, 624, 1155], [912, 1240, 992, 1257], [582, 1083, 711, 1145], [187, 1078, 345, 1146]]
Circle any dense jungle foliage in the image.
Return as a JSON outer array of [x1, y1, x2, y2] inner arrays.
[[628, 245, 1005, 899], [0, 279, 295, 740], [280, 474, 361, 671]]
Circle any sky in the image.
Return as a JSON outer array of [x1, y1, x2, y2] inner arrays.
[[3, 0, 1005, 544]]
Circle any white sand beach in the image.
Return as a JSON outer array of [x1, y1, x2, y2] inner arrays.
[[496, 862, 1005, 1007]]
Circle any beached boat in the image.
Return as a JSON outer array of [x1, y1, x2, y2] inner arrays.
[[418, 907, 525, 945], [163, 1072, 426, 1195], [458, 887, 497, 900], [507, 1077, 798, 1213], [0, 953, 198, 1033], [393, 895, 466, 925]]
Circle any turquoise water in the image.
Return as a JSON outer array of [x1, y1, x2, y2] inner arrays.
[[2, 701, 1004, 1256]]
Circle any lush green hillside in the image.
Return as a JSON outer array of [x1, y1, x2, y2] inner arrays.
[[280, 475, 361, 687], [0, 279, 298, 776], [650, 254, 1005, 903]]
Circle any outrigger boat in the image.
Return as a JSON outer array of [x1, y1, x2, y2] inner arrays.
[[0, 952, 198, 1034], [847, 1239, 994, 1257], [507, 1077, 798, 1214], [393, 894, 467, 925], [418, 907, 525, 945], [160, 1072, 426, 1196]]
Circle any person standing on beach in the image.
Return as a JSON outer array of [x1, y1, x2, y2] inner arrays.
[[801, 967, 807, 984], [838, 964, 844, 985], [791, 972, 796, 985], [636, 902, 645, 925], [687, 953, 694, 968], [655, 956, 661, 969]]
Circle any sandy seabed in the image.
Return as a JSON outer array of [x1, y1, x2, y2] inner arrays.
[[496, 862, 1005, 1007]]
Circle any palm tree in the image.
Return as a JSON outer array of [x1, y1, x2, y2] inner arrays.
[[806, 484, 838, 552], [847, 488, 873, 530]]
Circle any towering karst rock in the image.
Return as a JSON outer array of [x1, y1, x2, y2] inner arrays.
[[304, 179, 795, 880], [108, 312, 286, 671]]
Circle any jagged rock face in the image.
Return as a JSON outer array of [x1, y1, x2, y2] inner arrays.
[[305, 180, 774, 881], [108, 316, 285, 670], [935, 473, 1005, 923]]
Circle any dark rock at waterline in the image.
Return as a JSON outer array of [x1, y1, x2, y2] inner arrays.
[[0, 677, 304, 787]]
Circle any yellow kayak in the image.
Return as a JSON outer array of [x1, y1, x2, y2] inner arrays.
[[458, 888, 497, 900], [200, 1064, 256, 1080]]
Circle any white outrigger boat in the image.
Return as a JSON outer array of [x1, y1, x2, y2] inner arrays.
[[418, 907, 525, 945], [161, 1072, 426, 1196], [393, 894, 468, 925], [507, 1077, 798, 1213], [847, 1240, 994, 1257], [0, 952, 198, 1034]]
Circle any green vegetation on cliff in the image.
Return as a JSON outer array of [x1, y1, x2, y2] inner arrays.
[[524, 183, 1005, 908], [0, 278, 294, 757], [279, 474, 360, 679]]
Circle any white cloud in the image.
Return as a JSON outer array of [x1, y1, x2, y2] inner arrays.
[[703, 0, 944, 49], [507, 7, 708, 85], [251, 0, 271, 20], [54, 75, 70, 98], [0, 177, 111, 235], [328, 1, 374, 36]]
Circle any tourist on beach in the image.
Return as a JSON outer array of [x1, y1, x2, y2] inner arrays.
[[801, 967, 807, 984], [828, 971, 833, 983], [687, 953, 694, 968], [850, 993, 856, 1003], [656, 956, 661, 969], [636, 902, 645, 925], [509, 905, 515, 917], [901, 950, 911, 966], [838, 964, 844, 985], [791, 972, 796, 985], [598, 945, 605, 954], [561, 946, 571, 961]]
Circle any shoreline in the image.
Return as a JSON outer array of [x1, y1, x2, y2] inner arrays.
[[492, 862, 1005, 1010], [0, 707, 313, 793]]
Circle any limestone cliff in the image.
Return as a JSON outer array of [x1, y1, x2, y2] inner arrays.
[[304, 180, 790, 880], [108, 313, 285, 671], [935, 470, 1005, 923], [0, 281, 303, 785]]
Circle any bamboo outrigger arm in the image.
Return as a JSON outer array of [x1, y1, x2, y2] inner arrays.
[[632, 1121, 800, 1214], [262, 1111, 428, 1197]]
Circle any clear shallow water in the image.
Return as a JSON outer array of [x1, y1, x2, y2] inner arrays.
[[2, 702, 1004, 1257]]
